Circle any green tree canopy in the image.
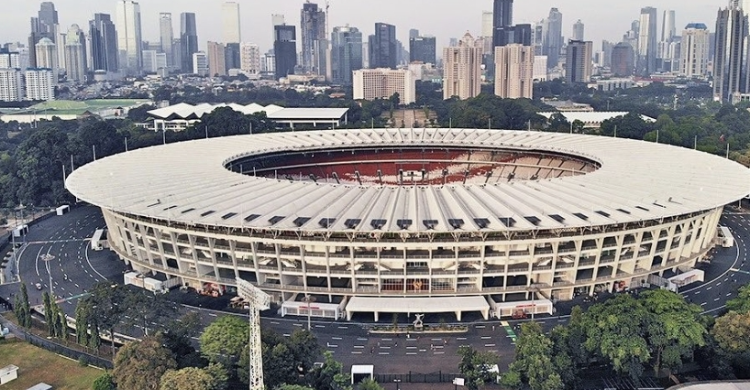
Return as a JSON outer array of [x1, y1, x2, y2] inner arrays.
[[458, 345, 501, 390], [160, 367, 218, 390], [502, 322, 564, 390], [712, 311, 750, 354], [727, 284, 750, 314], [199, 315, 248, 366], [113, 334, 177, 390]]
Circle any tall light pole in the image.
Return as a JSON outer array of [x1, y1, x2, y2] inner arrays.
[[237, 279, 270, 390], [303, 294, 316, 331]]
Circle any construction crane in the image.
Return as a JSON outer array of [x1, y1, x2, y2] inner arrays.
[[237, 279, 271, 390]]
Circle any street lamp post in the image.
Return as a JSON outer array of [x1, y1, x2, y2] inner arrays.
[[394, 378, 401, 390], [303, 294, 316, 331]]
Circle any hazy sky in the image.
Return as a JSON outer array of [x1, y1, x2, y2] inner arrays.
[[2, 0, 731, 52]]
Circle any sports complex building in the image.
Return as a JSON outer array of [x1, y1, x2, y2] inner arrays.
[[65, 128, 750, 321]]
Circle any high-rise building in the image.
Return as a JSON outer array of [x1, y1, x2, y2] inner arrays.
[[369, 23, 397, 69], [482, 11, 494, 37], [601, 40, 614, 68], [353, 68, 416, 104], [661, 10, 676, 42], [0, 49, 21, 69], [35, 38, 57, 73], [274, 25, 297, 79], [637, 7, 658, 75], [240, 43, 261, 75], [89, 13, 118, 73], [271, 14, 285, 39], [679, 23, 710, 78], [544, 8, 563, 68], [142, 49, 158, 73], [222, 2, 241, 44], [207, 42, 226, 76], [443, 33, 483, 100], [572, 20, 584, 41], [64, 24, 86, 83], [565, 40, 593, 83], [37, 2, 59, 34], [115, 0, 143, 75], [0, 69, 23, 102], [409, 36, 436, 64], [493, 24, 532, 47], [494, 44, 533, 99], [225, 43, 241, 70], [192, 51, 208, 76], [25, 68, 55, 100], [300, 2, 327, 74], [159, 13, 174, 68], [714, 3, 748, 101], [180, 13, 198, 73], [409, 29, 420, 40], [493, 0, 513, 28], [611, 42, 634, 76], [331, 25, 363, 85]]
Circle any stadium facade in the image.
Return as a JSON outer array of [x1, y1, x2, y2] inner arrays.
[[66, 129, 750, 320]]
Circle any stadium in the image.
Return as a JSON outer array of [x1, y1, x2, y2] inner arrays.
[[65, 128, 750, 321]]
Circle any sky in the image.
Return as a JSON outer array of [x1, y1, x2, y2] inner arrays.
[[0, 0, 733, 53]]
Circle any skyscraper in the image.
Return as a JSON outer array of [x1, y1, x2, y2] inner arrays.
[[64, 24, 86, 83], [114, 0, 143, 75], [482, 11, 494, 38], [369, 23, 397, 69], [300, 2, 327, 74], [493, 0, 513, 29], [240, 42, 261, 75], [271, 14, 285, 40], [565, 40, 592, 83], [443, 33, 483, 100], [207, 42, 226, 76], [493, 24, 532, 47], [274, 25, 297, 78], [37, 2, 59, 35], [661, 10, 676, 42], [331, 25, 363, 85], [637, 7, 658, 75], [35, 38, 57, 72], [494, 44, 533, 99], [611, 42, 634, 76], [572, 20, 584, 41], [409, 36, 436, 64], [223, 2, 241, 44], [409, 29, 420, 40], [714, 3, 748, 101], [159, 13, 174, 68], [180, 13, 198, 73], [89, 13, 118, 72], [544, 8, 563, 68], [679, 23, 710, 78]]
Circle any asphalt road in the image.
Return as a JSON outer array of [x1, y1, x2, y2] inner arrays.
[[1, 205, 750, 376]]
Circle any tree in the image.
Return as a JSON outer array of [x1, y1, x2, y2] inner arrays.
[[160, 367, 217, 390], [712, 311, 750, 354], [85, 282, 128, 358], [276, 385, 315, 390], [163, 312, 205, 368], [640, 289, 707, 375], [14, 283, 31, 328], [581, 294, 650, 381], [458, 345, 501, 390], [199, 315, 248, 366], [92, 373, 116, 390], [113, 334, 177, 390], [727, 284, 750, 314], [502, 322, 563, 390], [43, 291, 53, 336], [75, 299, 91, 347], [357, 378, 384, 390], [121, 289, 177, 336], [306, 351, 351, 390]]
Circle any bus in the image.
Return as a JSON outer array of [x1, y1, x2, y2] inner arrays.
[[718, 226, 734, 248]]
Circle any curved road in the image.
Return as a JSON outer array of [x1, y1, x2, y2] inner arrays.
[[2, 205, 750, 374]]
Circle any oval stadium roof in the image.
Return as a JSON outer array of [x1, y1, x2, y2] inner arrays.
[[66, 128, 750, 234]]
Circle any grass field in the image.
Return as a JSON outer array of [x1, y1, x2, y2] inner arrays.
[[0, 338, 102, 390]]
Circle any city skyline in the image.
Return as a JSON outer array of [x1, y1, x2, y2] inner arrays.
[[0, 0, 733, 53]]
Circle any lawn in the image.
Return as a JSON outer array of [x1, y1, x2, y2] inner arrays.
[[0, 338, 103, 390]]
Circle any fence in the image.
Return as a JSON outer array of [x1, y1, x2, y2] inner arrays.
[[373, 371, 462, 384]]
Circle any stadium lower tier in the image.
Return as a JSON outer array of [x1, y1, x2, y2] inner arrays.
[[103, 206, 722, 319]]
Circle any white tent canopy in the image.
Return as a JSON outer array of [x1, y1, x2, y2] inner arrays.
[[345, 296, 490, 321]]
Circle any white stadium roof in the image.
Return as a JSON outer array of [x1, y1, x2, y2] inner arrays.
[[537, 111, 656, 124], [148, 103, 347, 120], [66, 128, 750, 234]]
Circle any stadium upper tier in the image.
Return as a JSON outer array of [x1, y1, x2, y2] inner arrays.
[[66, 128, 750, 234]]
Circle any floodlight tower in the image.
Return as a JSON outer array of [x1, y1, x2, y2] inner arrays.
[[237, 279, 271, 390]]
